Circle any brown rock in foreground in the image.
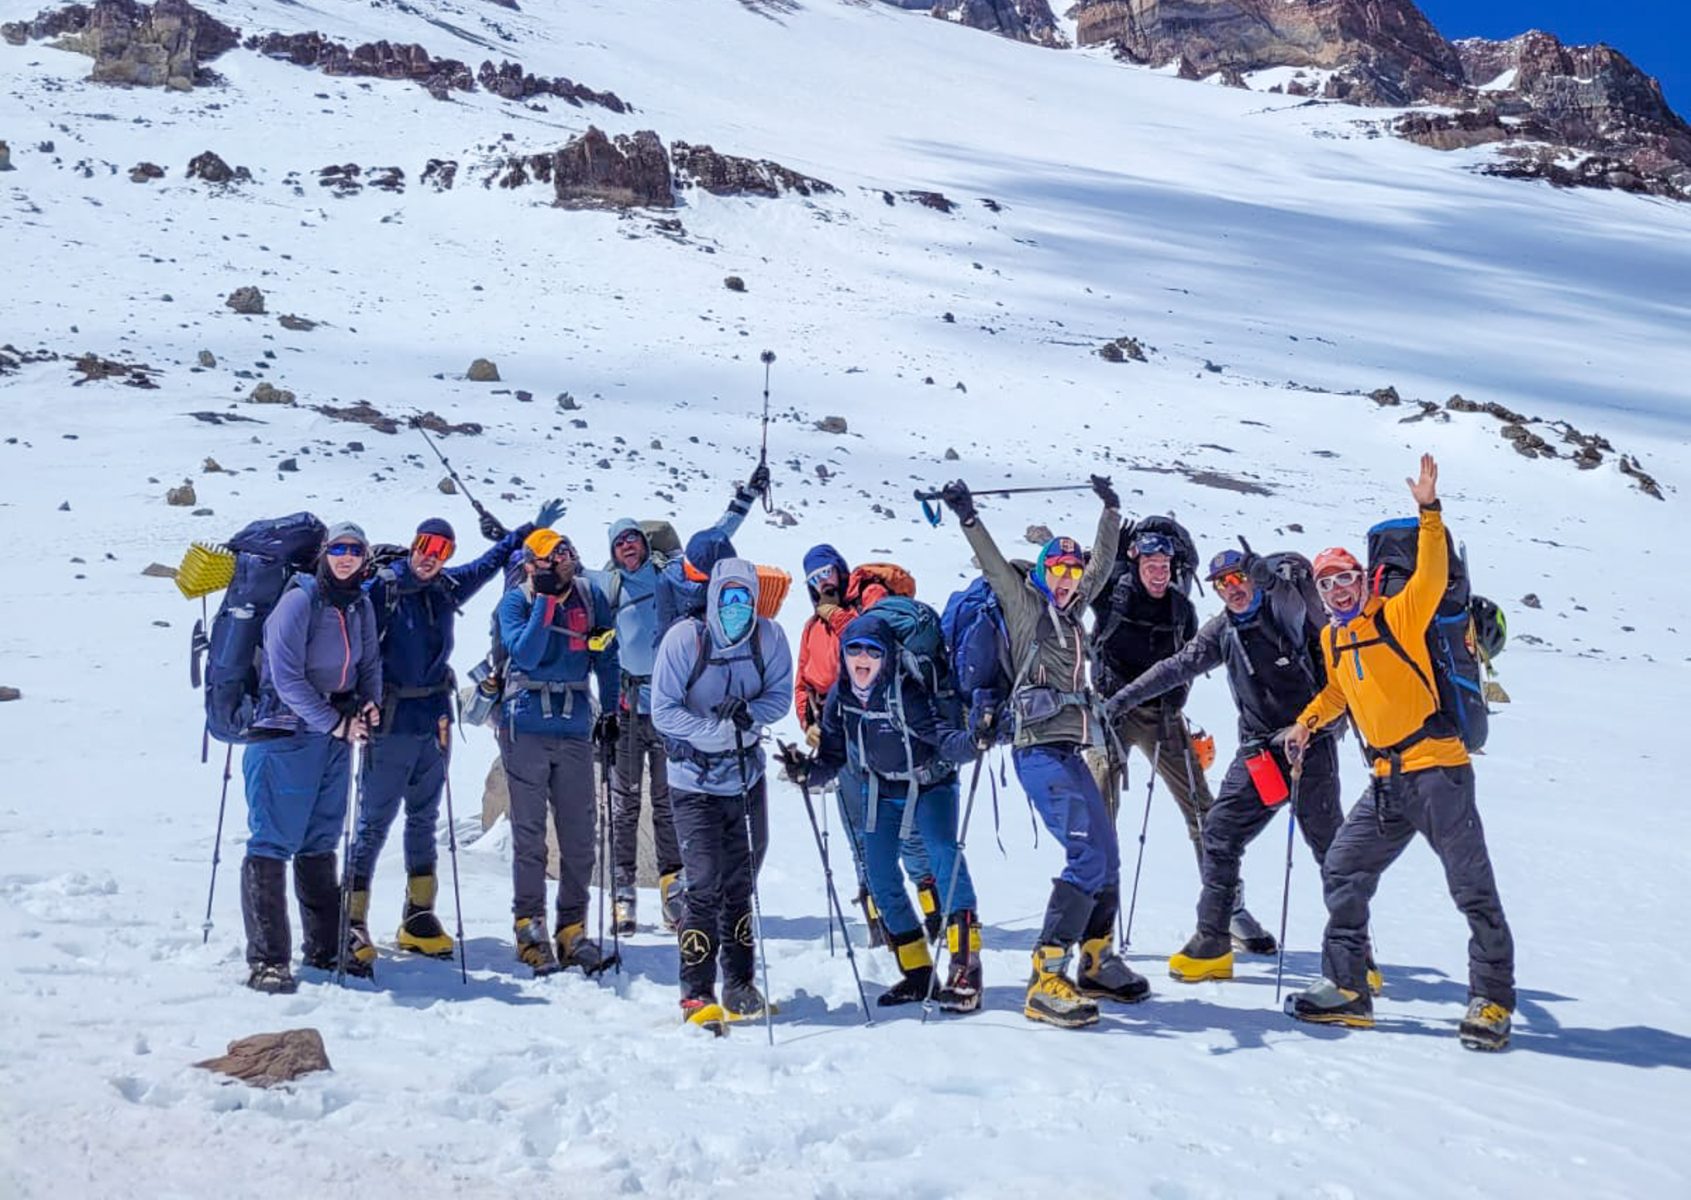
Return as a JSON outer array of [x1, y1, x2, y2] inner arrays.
[[195, 1029, 330, 1087]]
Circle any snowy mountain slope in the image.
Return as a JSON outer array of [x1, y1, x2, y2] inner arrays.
[[3, 1, 1691, 1197]]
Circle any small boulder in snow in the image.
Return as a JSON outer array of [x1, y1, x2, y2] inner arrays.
[[0, 141, 12, 171], [166, 481, 197, 507], [438, 476, 457, 495], [0, 686, 21, 701], [197, 350, 216, 368], [195, 1029, 331, 1088], [142, 562, 178, 579], [467, 358, 500, 382], [248, 381, 294, 405], [186, 151, 247, 184], [225, 286, 266, 315], [815, 415, 848, 435], [1025, 524, 1054, 546], [129, 161, 164, 183], [723, 275, 746, 292]]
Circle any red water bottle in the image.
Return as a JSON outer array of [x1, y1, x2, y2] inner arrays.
[[1245, 749, 1290, 806]]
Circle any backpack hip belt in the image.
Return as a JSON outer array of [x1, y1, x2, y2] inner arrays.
[[381, 676, 456, 732], [507, 674, 596, 722]]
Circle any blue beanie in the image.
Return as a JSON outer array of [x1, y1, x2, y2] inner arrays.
[[416, 516, 456, 541]]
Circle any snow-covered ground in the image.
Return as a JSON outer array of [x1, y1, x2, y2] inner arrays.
[[3, 1, 1690, 1196]]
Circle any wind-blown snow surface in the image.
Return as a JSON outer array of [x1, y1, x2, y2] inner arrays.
[[3, 1, 1691, 1196]]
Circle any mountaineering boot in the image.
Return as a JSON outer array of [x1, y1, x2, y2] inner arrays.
[[291, 852, 339, 968], [613, 886, 637, 937], [1366, 948, 1384, 997], [555, 921, 608, 975], [915, 875, 944, 942], [659, 871, 684, 933], [241, 855, 293, 988], [396, 873, 454, 958], [1076, 889, 1149, 1003], [936, 909, 984, 1014], [1285, 978, 1374, 1029], [722, 977, 770, 1023], [877, 928, 935, 1006], [856, 885, 888, 948], [514, 915, 561, 977], [1458, 998, 1512, 1052], [1169, 931, 1235, 983], [1025, 945, 1100, 1029], [1078, 937, 1152, 1004], [681, 992, 727, 1037], [1229, 907, 1277, 956], [338, 888, 378, 978], [245, 962, 298, 995]]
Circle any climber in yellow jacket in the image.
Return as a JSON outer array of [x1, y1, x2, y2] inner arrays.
[[1283, 454, 1516, 1052]]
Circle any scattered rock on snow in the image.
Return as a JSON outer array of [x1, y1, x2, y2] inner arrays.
[[1025, 524, 1054, 545], [0, 141, 12, 171], [248, 381, 294, 405], [165, 481, 196, 506], [0, 686, 20, 701], [1098, 336, 1146, 363], [278, 314, 318, 332], [557, 392, 579, 411], [466, 358, 500, 382], [670, 140, 835, 198], [142, 562, 177, 578], [186, 150, 247, 183], [815, 416, 848, 434], [195, 1029, 331, 1088], [278, 457, 299, 473], [129, 161, 164, 183], [723, 275, 746, 292], [197, 349, 216, 368], [438, 476, 457, 495], [1368, 386, 1402, 406], [225, 286, 266, 315], [1522, 593, 1541, 609], [412, 411, 483, 436]]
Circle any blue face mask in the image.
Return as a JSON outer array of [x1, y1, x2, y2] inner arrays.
[[719, 585, 754, 642]]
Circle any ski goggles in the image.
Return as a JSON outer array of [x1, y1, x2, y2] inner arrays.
[[411, 532, 455, 561], [719, 585, 753, 608], [1044, 560, 1085, 581], [842, 640, 885, 660], [324, 542, 366, 558], [1317, 569, 1364, 593], [1132, 532, 1176, 558], [806, 565, 840, 590]]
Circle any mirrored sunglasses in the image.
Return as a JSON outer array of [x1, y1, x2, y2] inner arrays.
[[1317, 569, 1363, 593], [412, 533, 455, 561], [325, 542, 366, 558], [843, 641, 885, 660], [1045, 561, 1085, 581]]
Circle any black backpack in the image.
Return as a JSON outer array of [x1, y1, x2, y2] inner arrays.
[[1364, 518, 1490, 751], [192, 513, 325, 745]]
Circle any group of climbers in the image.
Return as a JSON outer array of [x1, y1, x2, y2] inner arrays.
[[216, 445, 1513, 1050]]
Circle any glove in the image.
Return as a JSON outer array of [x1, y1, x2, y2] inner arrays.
[[968, 692, 998, 750], [534, 498, 565, 529], [815, 600, 841, 623], [1091, 473, 1120, 510], [777, 744, 813, 787], [748, 461, 772, 498], [941, 480, 976, 524], [594, 713, 619, 747], [532, 567, 564, 596], [716, 696, 755, 733], [478, 507, 508, 543], [804, 722, 822, 750], [1102, 689, 1132, 726]]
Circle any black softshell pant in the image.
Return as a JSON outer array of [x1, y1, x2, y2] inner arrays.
[[1321, 763, 1516, 1010], [610, 710, 680, 887], [671, 779, 769, 1001]]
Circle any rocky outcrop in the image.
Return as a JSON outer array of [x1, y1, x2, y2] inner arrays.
[[476, 60, 629, 112], [186, 150, 247, 183], [671, 141, 835, 198], [538, 127, 674, 209], [890, 0, 1064, 48], [1395, 110, 1510, 151], [1074, 0, 1465, 105], [4, 0, 240, 89], [245, 31, 472, 98]]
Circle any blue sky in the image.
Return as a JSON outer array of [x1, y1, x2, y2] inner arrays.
[[1417, 1, 1689, 115]]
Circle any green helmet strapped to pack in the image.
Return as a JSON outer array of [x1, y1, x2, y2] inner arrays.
[[1364, 518, 1496, 752], [1469, 594, 1507, 662]]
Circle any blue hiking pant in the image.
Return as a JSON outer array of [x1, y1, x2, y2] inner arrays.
[[347, 731, 445, 886], [1014, 743, 1120, 897], [243, 732, 351, 861], [836, 764, 934, 891], [862, 777, 976, 939]]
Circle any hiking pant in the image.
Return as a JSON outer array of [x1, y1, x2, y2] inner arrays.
[[1194, 738, 1342, 939], [671, 780, 769, 1001], [862, 778, 976, 938], [347, 730, 444, 887], [242, 732, 351, 861], [610, 709, 680, 888], [1098, 705, 1216, 853], [1015, 743, 1120, 898], [1321, 764, 1515, 1009], [836, 763, 934, 893], [500, 729, 595, 927]]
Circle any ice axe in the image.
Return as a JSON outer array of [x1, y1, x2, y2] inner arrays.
[[914, 484, 1094, 527]]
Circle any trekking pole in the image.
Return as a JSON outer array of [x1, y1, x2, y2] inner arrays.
[[733, 727, 776, 1046], [1122, 737, 1161, 949], [921, 753, 984, 1023], [335, 742, 366, 987], [200, 743, 233, 944], [439, 718, 469, 985], [411, 416, 499, 534], [914, 485, 1093, 527], [781, 745, 872, 1024], [758, 350, 776, 514], [822, 780, 835, 957], [1274, 758, 1304, 1005]]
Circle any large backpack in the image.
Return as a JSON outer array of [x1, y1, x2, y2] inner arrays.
[[193, 512, 326, 744], [844, 562, 916, 611], [941, 576, 1013, 742], [1364, 518, 1491, 752], [870, 595, 953, 710]]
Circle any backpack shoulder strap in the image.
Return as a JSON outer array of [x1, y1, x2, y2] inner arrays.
[[683, 619, 711, 695], [1372, 606, 1437, 700]]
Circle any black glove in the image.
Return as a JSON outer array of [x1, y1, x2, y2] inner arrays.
[[941, 480, 976, 524], [776, 743, 812, 787], [968, 691, 999, 750], [1091, 473, 1120, 510], [532, 567, 564, 596], [1237, 536, 1273, 587], [594, 713, 619, 748], [716, 696, 755, 733], [478, 506, 508, 543], [748, 461, 772, 498]]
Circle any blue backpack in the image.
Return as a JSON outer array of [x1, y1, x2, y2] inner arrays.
[[940, 576, 1012, 742], [193, 512, 326, 745], [1364, 517, 1489, 752]]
